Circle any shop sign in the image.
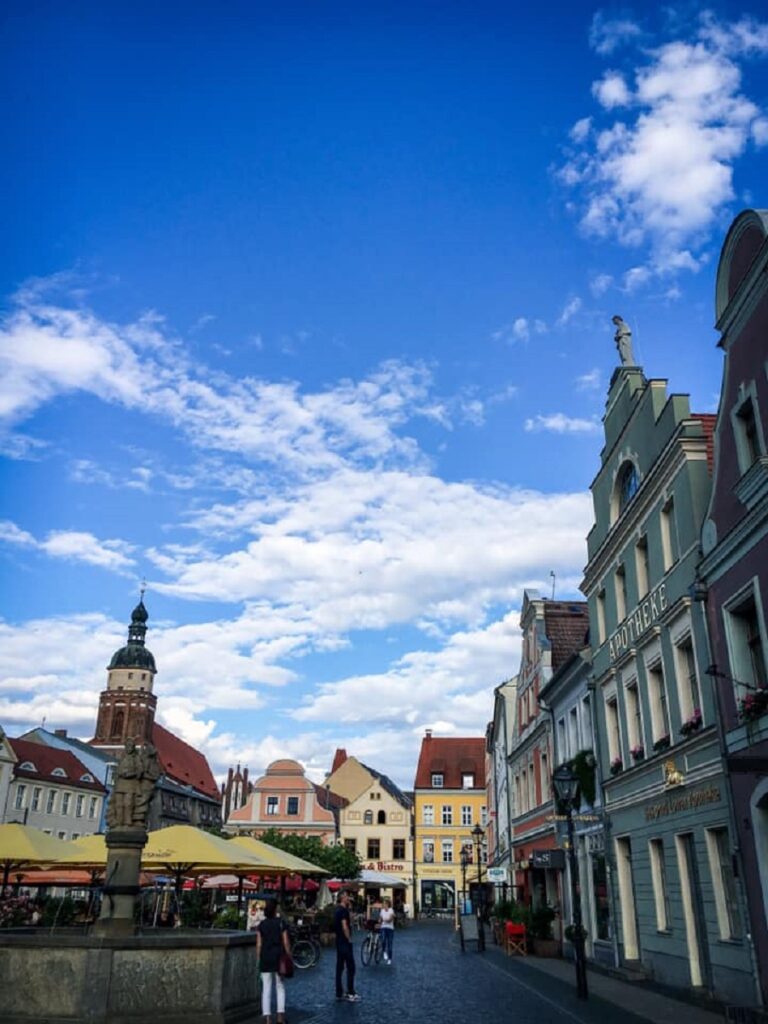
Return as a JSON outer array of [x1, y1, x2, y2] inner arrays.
[[531, 849, 565, 869], [365, 861, 405, 872], [609, 582, 668, 662], [486, 867, 508, 883], [644, 786, 721, 822]]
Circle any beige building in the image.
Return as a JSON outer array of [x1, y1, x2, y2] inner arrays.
[[325, 750, 413, 902], [0, 726, 17, 823]]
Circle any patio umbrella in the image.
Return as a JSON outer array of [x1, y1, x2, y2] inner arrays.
[[228, 836, 329, 875], [0, 824, 71, 891]]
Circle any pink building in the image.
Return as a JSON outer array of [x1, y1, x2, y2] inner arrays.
[[224, 758, 344, 843]]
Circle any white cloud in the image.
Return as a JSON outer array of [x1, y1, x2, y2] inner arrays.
[[570, 117, 592, 142], [592, 72, 631, 109], [556, 297, 582, 327], [513, 317, 530, 341], [524, 413, 601, 435], [589, 12, 643, 55], [575, 368, 601, 390], [0, 519, 135, 573], [562, 13, 768, 277], [590, 273, 613, 296]]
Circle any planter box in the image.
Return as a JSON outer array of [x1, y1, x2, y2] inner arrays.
[[532, 938, 560, 957]]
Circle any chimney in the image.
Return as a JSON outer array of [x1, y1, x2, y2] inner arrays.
[[425, 729, 432, 740], [331, 748, 348, 774], [54, 729, 68, 738]]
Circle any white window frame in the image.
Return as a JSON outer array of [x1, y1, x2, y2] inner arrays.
[[730, 384, 765, 475], [441, 839, 453, 863], [461, 804, 472, 826], [14, 785, 26, 810], [624, 678, 643, 750], [661, 497, 678, 571], [646, 656, 670, 744], [722, 579, 768, 699], [605, 692, 621, 763], [705, 826, 741, 940], [635, 535, 650, 599], [648, 838, 670, 931], [596, 589, 607, 644], [615, 564, 627, 623], [61, 792, 71, 816], [441, 804, 453, 826], [422, 803, 434, 825], [266, 795, 279, 815], [431, 773, 444, 788]]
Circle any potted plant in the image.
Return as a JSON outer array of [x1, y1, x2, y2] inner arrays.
[[652, 734, 671, 753], [529, 903, 559, 957], [630, 744, 644, 762], [740, 688, 768, 723], [609, 756, 623, 776], [679, 708, 703, 737]]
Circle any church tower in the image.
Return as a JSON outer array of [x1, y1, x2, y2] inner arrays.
[[92, 595, 157, 752]]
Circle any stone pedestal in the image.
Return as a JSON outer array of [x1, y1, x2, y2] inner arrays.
[[92, 827, 148, 937], [0, 930, 260, 1024]]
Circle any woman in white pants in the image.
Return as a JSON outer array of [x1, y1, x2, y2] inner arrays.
[[256, 900, 291, 1024]]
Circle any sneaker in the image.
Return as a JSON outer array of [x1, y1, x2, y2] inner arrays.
[[345, 994, 362, 1002]]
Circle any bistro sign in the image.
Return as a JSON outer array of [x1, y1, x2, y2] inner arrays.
[[609, 582, 668, 662]]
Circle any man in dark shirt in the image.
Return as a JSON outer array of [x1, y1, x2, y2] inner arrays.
[[333, 891, 360, 1002]]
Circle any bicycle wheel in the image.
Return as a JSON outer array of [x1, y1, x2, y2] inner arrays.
[[292, 940, 316, 969], [373, 935, 383, 964], [360, 935, 372, 965]]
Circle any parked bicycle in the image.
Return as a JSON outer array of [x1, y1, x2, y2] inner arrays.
[[288, 922, 321, 969], [360, 923, 383, 966]]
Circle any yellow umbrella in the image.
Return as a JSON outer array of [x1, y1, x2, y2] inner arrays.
[[229, 835, 329, 875], [55, 832, 107, 868], [0, 824, 72, 889]]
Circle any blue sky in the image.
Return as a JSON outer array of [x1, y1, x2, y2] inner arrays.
[[1, 2, 768, 788]]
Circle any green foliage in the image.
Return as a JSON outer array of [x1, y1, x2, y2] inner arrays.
[[570, 749, 596, 807], [258, 829, 361, 879], [529, 903, 556, 940], [213, 905, 244, 930], [492, 899, 530, 926], [180, 889, 211, 929], [41, 896, 77, 927]]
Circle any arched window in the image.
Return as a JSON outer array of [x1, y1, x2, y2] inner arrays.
[[364, 810, 373, 825], [111, 710, 125, 739], [617, 461, 640, 513], [377, 810, 386, 825]]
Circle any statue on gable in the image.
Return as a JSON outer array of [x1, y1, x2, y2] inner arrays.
[[612, 315, 635, 365]]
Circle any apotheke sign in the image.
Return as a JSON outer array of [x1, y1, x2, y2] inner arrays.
[[609, 582, 668, 662]]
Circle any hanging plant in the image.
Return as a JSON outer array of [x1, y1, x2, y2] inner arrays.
[[570, 749, 596, 806]]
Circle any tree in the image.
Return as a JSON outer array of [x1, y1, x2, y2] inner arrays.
[[258, 829, 361, 879]]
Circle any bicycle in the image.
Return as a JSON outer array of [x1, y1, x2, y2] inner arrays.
[[360, 924, 383, 966], [289, 923, 321, 969]]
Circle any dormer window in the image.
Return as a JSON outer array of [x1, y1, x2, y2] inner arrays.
[[461, 773, 475, 789], [51, 767, 67, 778], [431, 773, 444, 788], [80, 773, 95, 783], [19, 761, 37, 772]]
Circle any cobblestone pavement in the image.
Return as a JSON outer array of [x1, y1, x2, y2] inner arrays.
[[277, 920, 703, 1024]]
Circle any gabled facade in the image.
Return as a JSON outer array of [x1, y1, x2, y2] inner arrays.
[[325, 751, 413, 898], [583, 351, 753, 1003], [508, 594, 589, 919], [225, 758, 342, 843], [413, 732, 486, 913], [700, 208, 768, 1004], [486, 677, 516, 875], [4, 738, 106, 840], [0, 726, 17, 824]]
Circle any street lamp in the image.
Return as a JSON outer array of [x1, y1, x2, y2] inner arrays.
[[460, 845, 469, 907], [552, 764, 588, 1000], [471, 824, 484, 899]]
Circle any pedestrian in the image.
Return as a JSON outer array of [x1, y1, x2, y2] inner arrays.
[[334, 891, 360, 1002], [256, 898, 292, 1024], [379, 897, 395, 964]]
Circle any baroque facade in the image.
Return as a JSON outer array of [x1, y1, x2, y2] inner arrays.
[[583, 355, 753, 1002]]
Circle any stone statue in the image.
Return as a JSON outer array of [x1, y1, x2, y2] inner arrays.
[[106, 738, 160, 830], [612, 315, 635, 365]]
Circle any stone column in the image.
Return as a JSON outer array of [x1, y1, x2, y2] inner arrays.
[[93, 827, 148, 936]]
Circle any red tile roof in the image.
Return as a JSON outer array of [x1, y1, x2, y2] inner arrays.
[[543, 601, 589, 671], [413, 736, 485, 790], [9, 738, 106, 792], [151, 722, 219, 799], [692, 413, 717, 474]]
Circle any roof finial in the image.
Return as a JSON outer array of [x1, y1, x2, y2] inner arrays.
[[140, 576, 147, 601]]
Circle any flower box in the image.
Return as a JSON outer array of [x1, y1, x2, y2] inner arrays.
[[679, 709, 703, 737], [652, 735, 671, 752], [630, 745, 645, 761], [609, 758, 623, 776], [739, 689, 768, 723]]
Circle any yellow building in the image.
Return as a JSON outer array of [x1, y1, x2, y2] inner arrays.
[[413, 731, 487, 913], [325, 750, 413, 905]]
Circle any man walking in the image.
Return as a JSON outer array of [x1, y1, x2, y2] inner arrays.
[[334, 892, 360, 1002]]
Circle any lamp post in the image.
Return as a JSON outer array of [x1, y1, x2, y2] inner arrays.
[[471, 824, 484, 906], [460, 845, 469, 910], [552, 764, 588, 1000]]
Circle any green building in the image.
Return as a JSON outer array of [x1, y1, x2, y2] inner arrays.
[[582, 352, 754, 1003]]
